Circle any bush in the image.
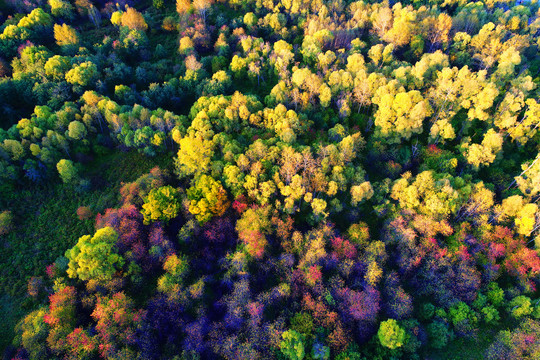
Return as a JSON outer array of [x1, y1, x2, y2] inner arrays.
[[76, 206, 92, 220]]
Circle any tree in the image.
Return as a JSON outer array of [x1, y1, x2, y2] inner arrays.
[[65, 328, 97, 360], [91, 292, 146, 358], [311, 342, 330, 360], [377, 319, 406, 349], [187, 175, 229, 224], [426, 321, 452, 349], [193, 0, 212, 23], [507, 296, 533, 319], [514, 203, 538, 236], [65, 61, 97, 86], [2, 139, 24, 160], [49, 0, 75, 20], [422, 13, 452, 50], [351, 181, 374, 206], [179, 36, 195, 55], [44, 55, 71, 80], [463, 129, 503, 168], [176, 0, 191, 17], [373, 82, 432, 143], [56, 159, 78, 183], [280, 330, 305, 360], [88, 5, 101, 28], [65, 227, 124, 282], [486, 319, 540, 360], [157, 254, 189, 295], [17, 8, 53, 29], [175, 133, 214, 177], [383, 4, 416, 47], [515, 152, 540, 198], [121, 7, 148, 31], [44, 286, 78, 354], [371, 6, 393, 40], [76, 206, 92, 220], [0, 210, 13, 235], [141, 185, 181, 225], [67, 120, 87, 140], [235, 206, 271, 259], [14, 308, 48, 360], [53, 24, 79, 47]]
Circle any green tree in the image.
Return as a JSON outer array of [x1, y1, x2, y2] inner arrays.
[[67, 120, 87, 140], [290, 312, 313, 336], [14, 308, 48, 360], [280, 330, 305, 360], [426, 321, 452, 349], [378, 319, 406, 349], [56, 159, 78, 183], [65, 227, 124, 282], [44, 55, 71, 80], [49, 0, 75, 19], [187, 175, 229, 224], [141, 185, 181, 225], [65, 61, 97, 86], [157, 254, 189, 295]]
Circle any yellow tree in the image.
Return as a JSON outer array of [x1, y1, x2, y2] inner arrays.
[[351, 181, 374, 206], [121, 7, 148, 31], [371, 5, 393, 39], [463, 129, 503, 169], [53, 23, 79, 47], [508, 97, 540, 145], [193, 0, 212, 23], [514, 152, 540, 199], [373, 81, 432, 143], [383, 4, 416, 48], [175, 133, 214, 177], [176, 0, 191, 15], [421, 13, 452, 50], [176, 0, 191, 26], [49, 0, 75, 20]]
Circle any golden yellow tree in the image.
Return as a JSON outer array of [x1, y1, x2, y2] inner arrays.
[[53, 23, 79, 47], [121, 7, 148, 31]]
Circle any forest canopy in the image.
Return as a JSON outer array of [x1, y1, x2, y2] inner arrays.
[[2, 0, 540, 359]]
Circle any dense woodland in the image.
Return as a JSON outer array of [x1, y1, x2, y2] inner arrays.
[[1, 0, 540, 358]]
